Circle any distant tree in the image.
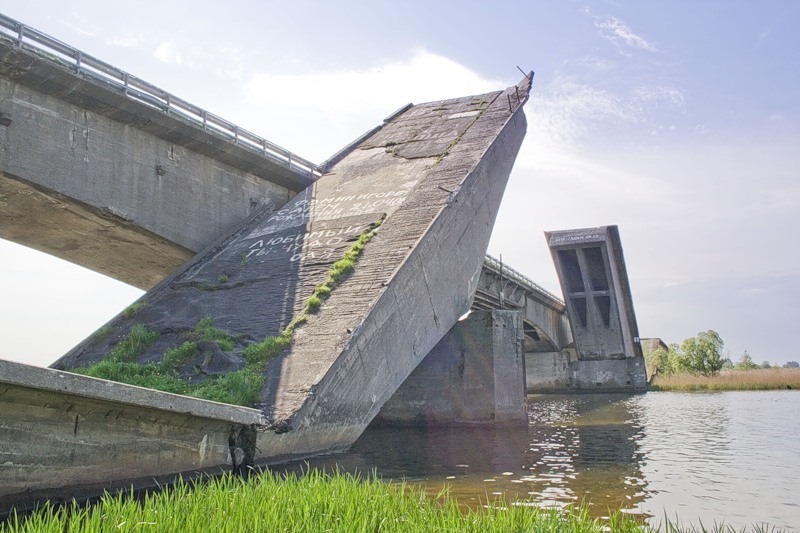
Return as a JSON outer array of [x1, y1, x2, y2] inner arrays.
[[784, 361, 800, 368], [649, 347, 672, 376], [735, 350, 758, 370], [721, 358, 734, 370], [681, 330, 725, 377], [760, 360, 772, 369], [648, 343, 680, 376]]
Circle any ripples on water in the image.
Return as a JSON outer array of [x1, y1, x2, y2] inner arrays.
[[278, 391, 800, 530]]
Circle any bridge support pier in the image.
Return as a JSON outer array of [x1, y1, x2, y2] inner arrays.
[[375, 310, 527, 425], [526, 350, 647, 392], [566, 357, 648, 391]]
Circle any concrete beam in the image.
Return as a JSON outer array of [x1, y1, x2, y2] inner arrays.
[[0, 74, 295, 256], [0, 37, 314, 190], [0, 359, 267, 515], [0, 173, 192, 289]]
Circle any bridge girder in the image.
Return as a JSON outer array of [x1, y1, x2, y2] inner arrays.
[[473, 260, 572, 353]]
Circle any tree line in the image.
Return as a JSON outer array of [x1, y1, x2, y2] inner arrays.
[[649, 330, 799, 378]]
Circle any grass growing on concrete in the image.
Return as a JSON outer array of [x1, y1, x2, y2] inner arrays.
[[109, 324, 160, 362], [75, 360, 190, 395], [241, 217, 384, 367], [649, 368, 800, 391], [232, 218, 383, 403], [193, 317, 237, 351], [73, 318, 258, 405], [311, 218, 383, 304], [70, 219, 384, 408], [1, 470, 654, 533], [75, 324, 185, 395], [242, 331, 293, 367], [187, 370, 264, 406], [92, 324, 113, 340], [122, 300, 147, 319], [160, 341, 199, 371]]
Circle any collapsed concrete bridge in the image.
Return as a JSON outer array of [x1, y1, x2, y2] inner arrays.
[[0, 13, 646, 514], [48, 72, 534, 452]]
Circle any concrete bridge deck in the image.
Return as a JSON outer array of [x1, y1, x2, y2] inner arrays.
[[474, 254, 571, 353], [0, 13, 317, 287]]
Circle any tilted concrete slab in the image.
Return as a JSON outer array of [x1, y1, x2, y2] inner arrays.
[[543, 225, 647, 391], [52, 75, 532, 461]]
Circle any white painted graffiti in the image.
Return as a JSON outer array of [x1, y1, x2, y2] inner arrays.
[[244, 225, 365, 262], [244, 188, 410, 241]]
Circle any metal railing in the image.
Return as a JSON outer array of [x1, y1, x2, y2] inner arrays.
[[0, 13, 321, 180], [484, 254, 564, 307]]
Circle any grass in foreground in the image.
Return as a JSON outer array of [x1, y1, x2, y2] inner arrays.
[[2, 470, 782, 533], [1, 470, 638, 533], [650, 368, 800, 391]]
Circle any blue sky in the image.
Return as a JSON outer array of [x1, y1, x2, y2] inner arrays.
[[1, 1, 798, 366]]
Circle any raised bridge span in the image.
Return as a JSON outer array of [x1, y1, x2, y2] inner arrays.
[[0, 13, 645, 514]]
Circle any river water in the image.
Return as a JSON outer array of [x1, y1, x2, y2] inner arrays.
[[281, 391, 800, 530]]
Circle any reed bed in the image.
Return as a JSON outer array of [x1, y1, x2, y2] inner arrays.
[[650, 368, 800, 391], [2, 470, 784, 533]]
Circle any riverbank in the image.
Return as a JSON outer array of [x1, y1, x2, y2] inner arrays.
[[2, 469, 784, 533], [2, 470, 647, 533], [649, 367, 800, 391]]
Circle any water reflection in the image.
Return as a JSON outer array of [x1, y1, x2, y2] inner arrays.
[[275, 391, 800, 529], [279, 393, 649, 517], [523, 394, 648, 514]]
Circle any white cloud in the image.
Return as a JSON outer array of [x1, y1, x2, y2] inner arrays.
[[526, 79, 631, 147], [595, 16, 657, 53], [522, 76, 684, 153], [632, 85, 684, 107], [154, 41, 183, 65], [239, 50, 507, 161], [106, 34, 145, 48]]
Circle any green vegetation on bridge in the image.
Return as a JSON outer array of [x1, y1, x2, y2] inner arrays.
[[73, 220, 383, 407]]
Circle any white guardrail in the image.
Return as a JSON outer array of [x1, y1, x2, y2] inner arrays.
[[484, 254, 564, 307], [0, 13, 321, 180]]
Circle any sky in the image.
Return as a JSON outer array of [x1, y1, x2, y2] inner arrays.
[[1, 1, 798, 367]]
